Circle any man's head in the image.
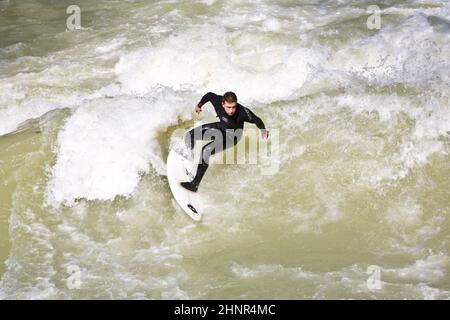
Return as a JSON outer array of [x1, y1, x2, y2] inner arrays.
[[222, 91, 237, 116]]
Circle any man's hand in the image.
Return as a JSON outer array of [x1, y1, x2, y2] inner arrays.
[[262, 130, 269, 141], [195, 104, 202, 114]]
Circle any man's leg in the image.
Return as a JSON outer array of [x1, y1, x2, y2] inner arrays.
[[182, 130, 240, 192], [181, 123, 222, 192], [181, 126, 222, 192], [190, 139, 220, 187]]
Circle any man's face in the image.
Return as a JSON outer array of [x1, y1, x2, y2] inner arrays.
[[222, 101, 237, 116]]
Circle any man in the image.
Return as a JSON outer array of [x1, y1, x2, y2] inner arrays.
[[180, 91, 269, 192]]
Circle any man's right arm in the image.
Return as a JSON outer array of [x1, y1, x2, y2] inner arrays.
[[197, 92, 217, 109]]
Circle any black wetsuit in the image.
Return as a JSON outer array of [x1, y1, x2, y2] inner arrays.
[[185, 92, 266, 188]]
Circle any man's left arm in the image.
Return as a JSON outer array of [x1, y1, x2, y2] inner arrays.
[[243, 107, 269, 140]]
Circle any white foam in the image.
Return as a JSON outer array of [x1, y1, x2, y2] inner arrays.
[[115, 25, 327, 104], [231, 262, 318, 280], [0, 209, 58, 299], [0, 67, 112, 136], [201, 0, 217, 6], [332, 92, 449, 182], [386, 195, 423, 227], [331, 14, 450, 87], [386, 214, 445, 256], [0, 80, 23, 106], [0, 98, 64, 136], [0, 42, 28, 58], [94, 37, 127, 55], [0, 27, 132, 136], [416, 283, 450, 300], [46, 91, 193, 206], [384, 254, 448, 283], [262, 17, 282, 32]]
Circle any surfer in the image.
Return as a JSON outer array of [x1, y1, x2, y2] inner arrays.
[[180, 91, 269, 192]]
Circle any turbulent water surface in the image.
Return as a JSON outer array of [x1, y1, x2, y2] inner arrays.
[[0, 0, 449, 299]]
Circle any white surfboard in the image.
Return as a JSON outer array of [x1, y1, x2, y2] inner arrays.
[[167, 141, 202, 221]]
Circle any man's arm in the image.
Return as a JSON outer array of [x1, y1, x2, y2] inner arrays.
[[196, 92, 217, 110], [243, 107, 269, 139]]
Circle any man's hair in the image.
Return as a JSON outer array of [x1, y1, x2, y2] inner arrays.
[[222, 91, 237, 104]]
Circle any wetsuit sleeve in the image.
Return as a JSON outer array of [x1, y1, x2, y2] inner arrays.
[[243, 107, 266, 131], [197, 92, 217, 108]]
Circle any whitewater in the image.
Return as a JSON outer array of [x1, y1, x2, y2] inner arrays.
[[0, 0, 449, 299]]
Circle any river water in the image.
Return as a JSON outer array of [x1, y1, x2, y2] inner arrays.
[[0, 0, 449, 299]]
